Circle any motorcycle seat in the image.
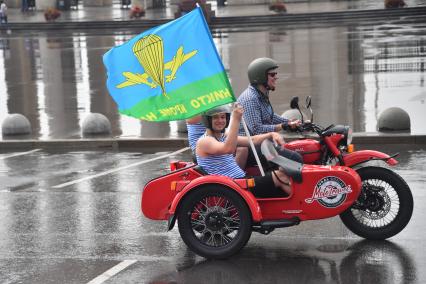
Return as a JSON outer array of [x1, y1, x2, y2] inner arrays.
[[261, 140, 303, 183]]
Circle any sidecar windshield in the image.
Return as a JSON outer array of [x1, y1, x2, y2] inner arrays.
[[260, 139, 280, 161], [260, 140, 303, 183]]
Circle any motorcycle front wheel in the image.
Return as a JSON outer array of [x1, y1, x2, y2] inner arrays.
[[177, 185, 252, 259], [340, 166, 413, 240]]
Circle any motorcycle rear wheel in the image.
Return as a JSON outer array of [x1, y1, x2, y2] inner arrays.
[[340, 167, 413, 240], [177, 185, 252, 259]]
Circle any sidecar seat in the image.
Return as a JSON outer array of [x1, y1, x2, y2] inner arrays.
[[261, 140, 303, 183], [193, 165, 208, 175], [170, 161, 208, 176]]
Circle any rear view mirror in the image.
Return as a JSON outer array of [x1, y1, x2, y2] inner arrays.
[[290, 97, 299, 109], [306, 96, 312, 109]]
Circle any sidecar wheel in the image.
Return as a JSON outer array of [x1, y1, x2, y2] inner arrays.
[[177, 185, 252, 259], [340, 167, 413, 240]]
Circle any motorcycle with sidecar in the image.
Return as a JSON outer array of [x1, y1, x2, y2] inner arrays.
[[141, 97, 413, 259]]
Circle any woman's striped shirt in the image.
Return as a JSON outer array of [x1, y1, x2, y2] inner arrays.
[[186, 122, 206, 152], [196, 134, 245, 178]]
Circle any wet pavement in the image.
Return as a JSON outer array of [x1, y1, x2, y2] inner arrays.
[[0, 144, 425, 283]]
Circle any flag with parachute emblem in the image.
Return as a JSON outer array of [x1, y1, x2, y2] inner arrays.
[[103, 7, 235, 122]]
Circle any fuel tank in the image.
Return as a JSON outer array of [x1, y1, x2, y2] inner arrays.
[[284, 139, 322, 164]]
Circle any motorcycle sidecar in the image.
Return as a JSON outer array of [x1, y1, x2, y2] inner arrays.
[[141, 146, 362, 259]]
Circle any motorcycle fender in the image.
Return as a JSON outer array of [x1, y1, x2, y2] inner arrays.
[[168, 176, 263, 227], [142, 165, 203, 221], [343, 150, 398, 167]]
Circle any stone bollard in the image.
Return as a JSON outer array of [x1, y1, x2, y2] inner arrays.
[[281, 109, 302, 121], [384, 0, 406, 9], [81, 113, 112, 136], [2, 113, 32, 136], [377, 107, 410, 131]]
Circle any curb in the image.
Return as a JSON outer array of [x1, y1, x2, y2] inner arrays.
[[286, 133, 426, 145], [0, 134, 425, 151], [353, 133, 426, 145], [0, 138, 189, 150]]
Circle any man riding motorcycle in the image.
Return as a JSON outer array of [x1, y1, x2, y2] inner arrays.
[[237, 57, 301, 135], [237, 57, 303, 167]]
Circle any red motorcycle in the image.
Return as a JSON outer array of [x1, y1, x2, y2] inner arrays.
[[281, 96, 413, 240], [141, 97, 413, 259]]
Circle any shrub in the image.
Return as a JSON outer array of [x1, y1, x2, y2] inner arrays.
[[269, 1, 287, 13], [130, 5, 145, 19], [44, 8, 61, 21]]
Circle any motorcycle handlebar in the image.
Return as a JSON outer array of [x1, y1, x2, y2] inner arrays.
[[295, 122, 324, 135]]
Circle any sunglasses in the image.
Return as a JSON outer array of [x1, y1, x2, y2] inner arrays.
[[268, 72, 278, 78]]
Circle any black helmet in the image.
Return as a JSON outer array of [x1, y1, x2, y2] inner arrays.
[[201, 105, 231, 132], [247, 57, 279, 85]]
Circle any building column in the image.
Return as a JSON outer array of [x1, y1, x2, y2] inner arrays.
[[226, 0, 269, 5], [86, 36, 121, 134], [308, 27, 352, 126], [82, 0, 113, 7], [5, 0, 19, 8], [38, 35, 80, 138], [131, 0, 154, 8], [3, 37, 40, 136], [36, 0, 56, 10]]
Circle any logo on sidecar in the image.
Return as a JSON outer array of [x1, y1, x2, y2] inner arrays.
[[305, 176, 352, 208]]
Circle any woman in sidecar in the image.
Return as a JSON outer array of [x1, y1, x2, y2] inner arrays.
[[195, 104, 292, 198]]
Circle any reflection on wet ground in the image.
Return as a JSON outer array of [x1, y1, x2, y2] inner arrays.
[[140, 240, 417, 284], [0, 147, 425, 283], [0, 18, 425, 139]]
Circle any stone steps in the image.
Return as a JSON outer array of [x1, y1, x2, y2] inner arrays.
[[1, 6, 425, 31]]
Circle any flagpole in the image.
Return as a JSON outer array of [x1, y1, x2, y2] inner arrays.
[[241, 117, 265, 177]]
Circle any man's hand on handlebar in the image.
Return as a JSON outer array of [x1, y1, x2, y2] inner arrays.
[[299, 120, 311, 131], [282, 119, 302, 132], [289, 119, 302, 129]]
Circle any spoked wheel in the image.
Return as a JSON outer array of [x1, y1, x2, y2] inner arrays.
[[340, 167, 413, 240], [177, 185, 252, 259]]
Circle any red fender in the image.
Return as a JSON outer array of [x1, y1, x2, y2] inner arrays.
[[343, 150, 398, 167], [168, 175, 263, 222]]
